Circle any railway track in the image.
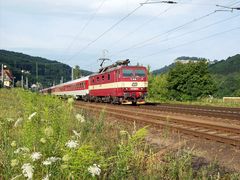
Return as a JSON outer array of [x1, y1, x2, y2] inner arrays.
[[75, 102, 240, 147], [139, 103, 240, 121]]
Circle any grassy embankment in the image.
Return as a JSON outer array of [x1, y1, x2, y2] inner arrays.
[[147, 98, 240, 108], [0, 89, 239, 179]]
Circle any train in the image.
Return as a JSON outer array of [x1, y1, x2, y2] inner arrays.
[[40, 60, 148, 104]]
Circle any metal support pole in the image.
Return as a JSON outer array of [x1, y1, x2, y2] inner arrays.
[[71, 67, 74, 81], [26, 76, 28, 89], [1, 64, 3, 83], [21, 74, 24, 88]]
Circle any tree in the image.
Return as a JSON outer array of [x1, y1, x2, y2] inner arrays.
[[167, 61, 216, 101], [148, 74, 169, 101], [73, 65, 81, 80]]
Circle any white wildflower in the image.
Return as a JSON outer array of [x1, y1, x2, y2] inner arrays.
[[28, 112, 37, 120], [31, 152, 42, 161], [11, 174, 22, 180], [65, 140, 79, 149], [67, 98, 74, 104], [40, 119, 46, 122], [62, 154, 71, 162], [42, 160, 51, 166], [11, 159, 19, 167], [88, 164, 101, 177], [75, 114, 85, 123], [40, 138, 46, 144], [14, 118, 23, 127], [42, 174, 51, 180], [44, 127, 54, 137], [72, 130, 81, 137], [22, 163, 34, 179], [61, 164, 68, 169], [42, 157, 61, 166], [14, 147, 30, 154], [7, 118, 15, 122], [11, 141, 17, 147]]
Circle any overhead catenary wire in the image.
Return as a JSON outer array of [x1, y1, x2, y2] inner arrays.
[[138, 26, 240, 59], [67, 0, 150, 62], [110, 11, 218, 57], [71, 0, 240, 71], [122, 13, 240, 52], [61, 0, 107, 58], [110, 0, 240, 58], [106, 5, 174, 49]]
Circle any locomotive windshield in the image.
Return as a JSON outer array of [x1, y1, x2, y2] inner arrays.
[[123, 69, 134, 77], [122, 68, 146, 77], [135, 69, 145, 77]]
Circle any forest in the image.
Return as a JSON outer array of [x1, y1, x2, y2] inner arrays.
[[0, 50, 92, 88]]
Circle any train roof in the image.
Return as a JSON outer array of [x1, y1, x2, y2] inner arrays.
[[42, 75, 90, 90]]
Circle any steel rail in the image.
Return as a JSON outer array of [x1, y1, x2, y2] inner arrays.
[[75, 102, 240, 147]]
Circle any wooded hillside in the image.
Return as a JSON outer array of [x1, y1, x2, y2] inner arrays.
[[0, 50, 93, 87]]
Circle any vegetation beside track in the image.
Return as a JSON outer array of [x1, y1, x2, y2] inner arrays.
[[146, 98, 240, 108], [0, 89, 239, 179]]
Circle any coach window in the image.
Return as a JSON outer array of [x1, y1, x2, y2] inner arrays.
[[102, 75, 105, 81], [108, 74, 110, 80], [97, 77, 99, 82], [83, 82, 85, 88], [92, 78, 94, 84]]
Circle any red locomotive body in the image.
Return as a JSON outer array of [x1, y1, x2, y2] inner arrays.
[[89, 61, 148, 104]]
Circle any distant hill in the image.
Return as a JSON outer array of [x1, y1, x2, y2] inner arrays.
[[0, 50, 93, 88], [175, 56, 208, 61], [152, 63, 175, 75], [209, 54, 240, 75], [152, 56, 207, 75], [209, 54, 240, 97]]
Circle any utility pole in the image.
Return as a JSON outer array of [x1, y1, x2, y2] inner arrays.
[[21, 70, 24, 88], [36, 62, 38, 84], [71, 67, 74, 81], [26, 76, 28, 89], [1, 64, 3, 83], [25, 71, 30, 89]]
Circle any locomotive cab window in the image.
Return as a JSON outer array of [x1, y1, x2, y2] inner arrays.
[[108, 74, 110, 80], [135, 69, 146, 77], [123, 69, 134, 77]]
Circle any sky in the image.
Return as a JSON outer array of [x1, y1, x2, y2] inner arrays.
[[0, 0, 239, 72]]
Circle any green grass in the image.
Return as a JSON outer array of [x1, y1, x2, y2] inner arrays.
[[147, 97, 240, 108], [0, 89, 239, 179]]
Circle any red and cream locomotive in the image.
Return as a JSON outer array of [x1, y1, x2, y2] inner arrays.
[[41, 60, 148, 104]]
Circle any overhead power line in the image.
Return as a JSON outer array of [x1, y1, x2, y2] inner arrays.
[[138, 26, 240, 59], [140, 1, 177, 5], [62, 0, 107, 57], [110, 11, 218, 57], [216, 4, 240, 11], [107, 5, 174, 49], [110, 0, 240, 58], [67, 0, 150, 61], [122, 13, 240, 52]]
